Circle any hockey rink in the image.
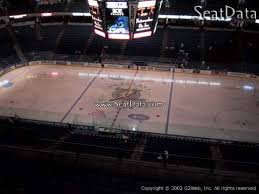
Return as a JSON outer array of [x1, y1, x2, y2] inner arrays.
[[0, 64, 259, 142]]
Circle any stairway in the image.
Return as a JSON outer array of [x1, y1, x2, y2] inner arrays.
[[200, 29, 206, 67], [160, 29, 169, 58], [55, 22, 68, 52], [130, 136, 147, 161], [84, 31, 95, 54], [6, 25, 27, 64], [120, 40, 128, 56], [47, 131, 72, 151], [64, 0, 72, 12], [210, 145, 223, 171]]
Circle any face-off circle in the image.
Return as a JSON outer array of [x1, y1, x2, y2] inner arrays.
[[128, 114, 150, 121]]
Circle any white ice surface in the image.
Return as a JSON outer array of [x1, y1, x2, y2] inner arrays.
[[0, 64, 258, 142]]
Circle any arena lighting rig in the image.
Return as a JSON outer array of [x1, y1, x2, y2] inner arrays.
[[87, 0, 163, 39]]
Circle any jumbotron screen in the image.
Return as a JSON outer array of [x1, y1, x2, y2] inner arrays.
[[88, 0, 106, 37], [106, 1, 130, 39], [135, 0, 156, 36], [87, 0, 162, 39]]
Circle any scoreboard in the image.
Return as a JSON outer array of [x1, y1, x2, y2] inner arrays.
[[87, 0, 162, 39], [106, 1, 130, 39], [88, 0, 106, 37]]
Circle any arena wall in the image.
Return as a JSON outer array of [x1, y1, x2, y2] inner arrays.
[[1, 60, 259, 82]]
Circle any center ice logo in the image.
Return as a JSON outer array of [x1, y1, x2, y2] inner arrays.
[[111, 87, 141, 101]]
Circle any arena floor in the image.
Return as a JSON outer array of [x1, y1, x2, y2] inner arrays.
[[0, 64, 259, 142]]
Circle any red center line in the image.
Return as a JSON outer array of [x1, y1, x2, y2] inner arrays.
[[111, 69, 138, 128]]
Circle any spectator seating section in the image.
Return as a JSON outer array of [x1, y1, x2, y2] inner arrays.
[[124, 29, 163, 57], [162, 0, 201, 15], [0, 28, 15, 58], [142, 136, 212, 168], [219, 144, 259, 172], [1, 25, 259, 74], [58, 25, 92, 54], [14, 25, 64, 52], [2, 0, 259, 17], [206, 0, 238, 11], [0, 117, 259, 173], [0, 28, 20, 69], [58, 133, 138, 158], [166, 29, 201, 60]]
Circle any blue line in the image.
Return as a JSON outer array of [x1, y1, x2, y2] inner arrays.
[[61, 68, 103, 123]]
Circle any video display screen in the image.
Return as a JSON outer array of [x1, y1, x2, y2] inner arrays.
[[88, 0, 161, 39], [106, 2, 129, 34], [88, 0, 104, 31], [135, 0, 156, 33]]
